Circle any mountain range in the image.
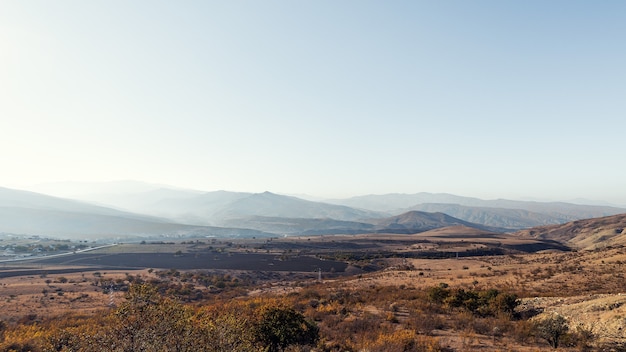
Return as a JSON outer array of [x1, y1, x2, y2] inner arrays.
[[328, 192, 623, 221], [2, 181, 625, 241], [0, 187, 271, 241]]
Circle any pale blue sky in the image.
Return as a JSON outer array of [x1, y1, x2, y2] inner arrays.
[[1, 1, 625, 203]]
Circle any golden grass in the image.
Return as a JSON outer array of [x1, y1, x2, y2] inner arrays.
[[1, 239, 626, 350]]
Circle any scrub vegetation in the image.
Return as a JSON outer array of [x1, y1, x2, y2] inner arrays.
[[1, 236, 626, 351]]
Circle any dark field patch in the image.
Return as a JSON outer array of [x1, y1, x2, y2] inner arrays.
[[30, 252, 347, 272], [0, 267, 134, 278]]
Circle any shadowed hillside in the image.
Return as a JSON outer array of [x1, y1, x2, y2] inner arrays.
[[369, 211, 496, 234]]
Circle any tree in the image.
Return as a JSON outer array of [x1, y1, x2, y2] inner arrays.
[[254, 306, 319, 352], [492, 292, 519, 316], [535, 314, 568, 349]]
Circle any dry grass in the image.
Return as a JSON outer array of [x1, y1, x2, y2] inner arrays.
[[0, 269, 147, 322], [2, 236, 626, 350], [336, 246, 626, 348]]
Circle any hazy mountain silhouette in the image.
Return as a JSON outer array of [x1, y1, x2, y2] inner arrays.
[[31, 182, 385, 226], [30, 180, 205, 215], [0, 187, 270, 240], [15, 182, 626, 238], [330, 193, 626, 229], [407, 203, 563, 230], [0, 187, 161, 221], [327, 192, 475, 212], [211, 192, 384, 224]]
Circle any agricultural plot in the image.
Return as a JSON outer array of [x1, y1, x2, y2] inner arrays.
[[30, 251, 347, 273]]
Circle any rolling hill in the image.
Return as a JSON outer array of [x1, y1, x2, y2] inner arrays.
[[513, 213, 626, 250], [368, 210, 497, 234], [410, 225, 570, 252]]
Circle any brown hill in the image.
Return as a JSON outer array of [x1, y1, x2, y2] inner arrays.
[[514, 213, 626, 249], [370, 211, 495, 233]]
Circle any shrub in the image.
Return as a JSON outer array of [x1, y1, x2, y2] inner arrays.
[[534, 314, 568, 349], [254, 306, 319, 352], [427, 285, 450, 304], [428, 286, 519, 317]]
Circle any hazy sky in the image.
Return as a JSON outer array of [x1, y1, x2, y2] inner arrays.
[[1, 1, 625, 203]]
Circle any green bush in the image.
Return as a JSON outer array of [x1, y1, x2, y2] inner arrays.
[[254, 306, 319, 352]]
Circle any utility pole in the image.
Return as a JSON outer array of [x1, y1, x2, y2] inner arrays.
[[108, 284, 116, 307]]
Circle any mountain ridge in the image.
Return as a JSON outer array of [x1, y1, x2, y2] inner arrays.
[[329, 192, 626, 229], [4, 183, 625, 241], [408, 203, 567, 230], [211, 191, 385, 224]]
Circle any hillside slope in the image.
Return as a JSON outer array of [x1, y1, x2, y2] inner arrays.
[[513, 213, 626, 249]]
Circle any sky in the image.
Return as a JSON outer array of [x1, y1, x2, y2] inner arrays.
[[1, 1, 625, 204]]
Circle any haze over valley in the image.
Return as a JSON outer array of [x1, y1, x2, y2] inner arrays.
[[2, 181, 624, 246], [2, 1, 626, 350]]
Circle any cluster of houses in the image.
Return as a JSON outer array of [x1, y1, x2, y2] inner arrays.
[[0, 236, 86, 259]]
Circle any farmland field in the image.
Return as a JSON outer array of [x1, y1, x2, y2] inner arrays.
[[29, 251, 347, 272]]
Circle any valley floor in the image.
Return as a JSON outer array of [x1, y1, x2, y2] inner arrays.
[[0, 239, 625, 351]]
